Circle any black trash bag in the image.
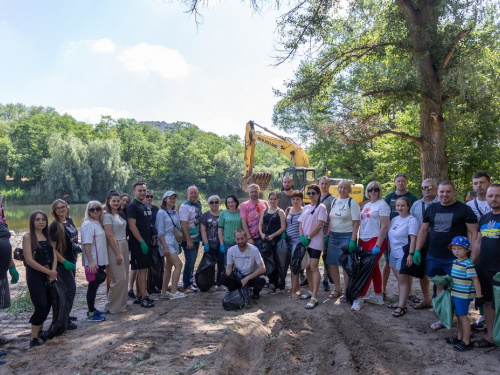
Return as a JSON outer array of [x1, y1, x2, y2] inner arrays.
[[222, 286, 250, 311], [195, 249, 219, 292], [259, 241, 275, 276], [44, 280, 70, 340], [147, 246, 164, 294], [399, 240, 427, 279], [339, 246, 359, 278], [345, 251, 378, 304], [276, 238, 290, 287], [290, 243, 307, 275]]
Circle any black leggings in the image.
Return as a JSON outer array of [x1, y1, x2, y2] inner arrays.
[[86, 266, 106, 312], [26, 267, 52, 325]]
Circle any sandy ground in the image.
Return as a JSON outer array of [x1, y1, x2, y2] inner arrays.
[[1, 234, 499, 375]]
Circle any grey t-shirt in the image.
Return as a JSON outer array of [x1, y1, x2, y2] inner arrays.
[[227, 244, 263, 275], [278, 191, 293, 211], [321, 194, 335, 236], [103, 213, 127, 240]]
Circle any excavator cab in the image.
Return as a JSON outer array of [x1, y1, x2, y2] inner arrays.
[[282, 167, 316, 193]]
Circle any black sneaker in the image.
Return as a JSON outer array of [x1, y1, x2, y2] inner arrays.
[[67, 321, 78, 330], [141, 298, 154, 308], [128, 290, 136, 299], [252, 293, 260, 300], [268, 288, 283, 295], [143, 296, 155, 303], [323, 280, 331, 291], [69, 315, 77, 321], [133, 297, 142, 304], [29, 338, 41, 348], [300, 279, 309, 287], [263, 282, 270, 289]]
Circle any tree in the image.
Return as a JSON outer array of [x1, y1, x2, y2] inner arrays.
[[270, 0, 500, 182]]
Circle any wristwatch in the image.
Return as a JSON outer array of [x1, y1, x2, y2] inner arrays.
[[409, 252, 414, 255]]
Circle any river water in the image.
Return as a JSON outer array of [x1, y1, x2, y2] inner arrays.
[[4, 203, 88, 234]]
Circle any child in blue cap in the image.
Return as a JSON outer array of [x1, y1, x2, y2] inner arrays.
[[446, 236, 484, 351]]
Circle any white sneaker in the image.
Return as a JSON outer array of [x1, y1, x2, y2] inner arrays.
[[160, 293, 170, 299], [363, 294, 384, 305], [169, 291, 187, 300], [208, 286, 217, 292], [351, 297, 364, 311]]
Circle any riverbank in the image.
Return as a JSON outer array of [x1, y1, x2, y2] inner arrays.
[[1, 235, 499, 374]]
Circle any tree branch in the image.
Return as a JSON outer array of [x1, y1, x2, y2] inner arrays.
[[439, 29, 472, 75], [337, 128, 423, 146], [362, 87, 419, 97]]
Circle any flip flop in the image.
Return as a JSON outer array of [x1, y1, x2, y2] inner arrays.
[[408, 295, 421, 304], [429, 321, 445, 331]]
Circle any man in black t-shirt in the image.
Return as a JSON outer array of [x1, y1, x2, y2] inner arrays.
[[127, 182, 154, 308], [472, 184, 500, 347], [414, 181, 477, 330]]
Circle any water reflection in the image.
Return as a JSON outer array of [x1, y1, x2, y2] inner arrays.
[[4, 203, 88, 233]]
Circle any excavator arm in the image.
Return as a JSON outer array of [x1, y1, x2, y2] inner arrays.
[[242, 121, 310, 192]]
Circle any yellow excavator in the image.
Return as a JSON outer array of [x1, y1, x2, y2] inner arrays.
[[241, 121, 364, 203]]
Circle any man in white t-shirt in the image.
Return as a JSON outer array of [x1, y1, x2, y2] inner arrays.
[[223, 229, 266, 300], [467, 172, 492, 221]]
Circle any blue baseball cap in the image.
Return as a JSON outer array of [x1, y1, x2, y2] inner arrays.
[[448, 236, 471, 252]]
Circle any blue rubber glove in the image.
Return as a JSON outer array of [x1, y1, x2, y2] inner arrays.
[[62, 260, 76, 271], [413, 249, 421, 265], [348, 240, 356, 253], [220, 244, 226, 254], [300, 235, 310, 247], [9, 266, 19, 284], [140, 240, 149, 254], [324, 235, 330, 248], [203, 243, 210, 252], [178, 244, 182, 254], [372, 246, 380, 255]]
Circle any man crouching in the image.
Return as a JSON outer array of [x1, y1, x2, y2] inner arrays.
[[221, 229, 266, 300]]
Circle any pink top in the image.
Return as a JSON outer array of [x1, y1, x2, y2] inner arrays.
[[298, 203, 328, 251], [240, 199, 269, 239]]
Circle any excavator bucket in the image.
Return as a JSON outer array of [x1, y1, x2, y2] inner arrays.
[[241, 172, 272, 193]]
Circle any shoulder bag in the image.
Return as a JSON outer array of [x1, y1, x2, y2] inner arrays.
[[166, 210, 184, 244]]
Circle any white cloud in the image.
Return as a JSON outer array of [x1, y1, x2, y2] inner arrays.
[[63, 107, 132, 124], [117, 43, 189, 79], [88, 38, 116, 53]]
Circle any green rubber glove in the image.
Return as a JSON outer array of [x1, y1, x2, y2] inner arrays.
[[9, 266, 19, 284], [62, 260, 76, 271], [413, 249, 421, 266], [324, 235, 330, 248], [348, 240, 356, 253], [140, 240, 149, 254], [178, 244, 182, 254], [300, 235, 310, 247], [281, 232, 286, 240]]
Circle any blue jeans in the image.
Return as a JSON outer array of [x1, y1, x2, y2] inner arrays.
[[182, 241, 200, 288]]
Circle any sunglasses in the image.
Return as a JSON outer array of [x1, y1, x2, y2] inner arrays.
[[209, 201, 219, 205], [146, 195, 154, 199], [89, 207, 102, 213], [421, 186, 435, 191], [368, 188, 381, 193], [307, 191, 318, 196]]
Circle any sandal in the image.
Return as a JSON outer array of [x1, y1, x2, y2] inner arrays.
[[339, 294, 347, 303], [453, 341, 474, 351], [300, 291, 312, 300], [429, 321, 445, 331], [305, 297, 318, 309], [413, 300, 432, 309], [408, 295, 421, 304], [392, 306, 407, 317], [474, 338, 496, 348], [329, 289, 342, 299], [445, 336, 461, 345], [387, 302, 399, 309]]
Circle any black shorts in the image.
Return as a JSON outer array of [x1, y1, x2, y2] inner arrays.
[[476, 264, 500, 302], [307, 247, 322, 260], [130, 243, 151, 270]]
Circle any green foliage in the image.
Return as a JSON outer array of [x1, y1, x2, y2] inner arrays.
[[4, 287, 34, 316]]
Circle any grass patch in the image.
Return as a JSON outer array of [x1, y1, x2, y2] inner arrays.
[[4, 287, 34, 316]]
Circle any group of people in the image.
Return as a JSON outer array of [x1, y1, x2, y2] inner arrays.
[[1, 171, 499, 355]]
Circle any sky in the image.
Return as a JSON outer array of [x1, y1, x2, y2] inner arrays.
[[0, 0, 299, 138]]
